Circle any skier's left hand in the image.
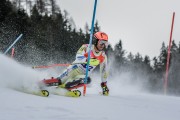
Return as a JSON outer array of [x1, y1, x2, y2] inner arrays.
[[101, 82, 109, 96]]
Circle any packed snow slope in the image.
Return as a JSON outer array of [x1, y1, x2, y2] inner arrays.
[[0, 54, 180, 120]]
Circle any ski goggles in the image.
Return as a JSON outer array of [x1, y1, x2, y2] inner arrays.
[[98, 40, 109, 47]]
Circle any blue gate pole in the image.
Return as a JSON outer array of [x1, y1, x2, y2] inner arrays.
[[4, 34, 23, 55], [83, 0, 98, 96]]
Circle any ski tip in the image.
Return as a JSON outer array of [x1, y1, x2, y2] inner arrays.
[[40, 90, 49, 97]]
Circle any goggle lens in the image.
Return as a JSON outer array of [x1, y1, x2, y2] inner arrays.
[[99, 40, 108, 47]]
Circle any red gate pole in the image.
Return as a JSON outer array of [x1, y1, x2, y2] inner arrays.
[[164, 12, 175, 94], [11, 47, 15, 58]]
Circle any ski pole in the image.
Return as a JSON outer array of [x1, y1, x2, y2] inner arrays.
[[32, 64, 70, 69], [4, 34, 23, 55], [83, 0, 98, 96], [32, 62, 87, 69]]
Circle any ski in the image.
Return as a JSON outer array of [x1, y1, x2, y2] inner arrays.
[[65, 90, 81, 97], [13, 87, 49, 97], [38, 77, 86, 97]]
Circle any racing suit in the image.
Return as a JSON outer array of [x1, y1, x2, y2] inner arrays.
[[57, 44, 108, 85]]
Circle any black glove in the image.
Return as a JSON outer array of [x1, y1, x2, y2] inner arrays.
[[101, 82, 109, 96]]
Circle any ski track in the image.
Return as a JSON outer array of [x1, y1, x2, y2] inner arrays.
[[0, 54, 180, 120]]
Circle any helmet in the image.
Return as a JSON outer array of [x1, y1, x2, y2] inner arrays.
[[94, 32, 108, 41], [93, 32, 108, 49]]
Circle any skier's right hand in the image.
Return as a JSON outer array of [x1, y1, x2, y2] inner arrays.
[[101, 82, 109, 96]]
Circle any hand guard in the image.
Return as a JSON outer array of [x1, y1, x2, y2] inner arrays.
[[101, 82, 109, 96]]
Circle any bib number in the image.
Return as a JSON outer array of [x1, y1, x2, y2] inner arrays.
[[81, 64, 93, 71]]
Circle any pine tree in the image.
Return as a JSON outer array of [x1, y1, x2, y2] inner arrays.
[[0, 0, 15, 51], [152, 57, 158, 71], [127, 52, 134, 62], [158, 42, 167, 71], [114, 40, 126, 68], [0, 0, 14, 22], [94, 21, 100, 33], [134, 52, 143, 64], [168, 40, 180, 95], [36, 0, 46, 15]]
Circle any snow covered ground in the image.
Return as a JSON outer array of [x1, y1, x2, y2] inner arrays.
[[0, 54, 180, 120]]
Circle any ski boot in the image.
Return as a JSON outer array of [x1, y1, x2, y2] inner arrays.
[[63, 77, 91, 97], [42, 77, 91, 97], [62, 77, 91, 90], [42, 77, 61, 87], [58, 80, 83, 97]]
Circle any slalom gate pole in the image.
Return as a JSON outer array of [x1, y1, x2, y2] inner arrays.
[[11, 47, 15, 58], [83, 0, 98, 96], [32, 64, 70, 69], [32, 62, 88, 69], [164, 12, 175, 95], [4, 34, 23, 55]]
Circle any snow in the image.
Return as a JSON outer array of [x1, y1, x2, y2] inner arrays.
[[0, 53, 180, 120]]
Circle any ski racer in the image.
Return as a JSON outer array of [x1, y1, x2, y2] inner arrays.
[[43, 31, 109, 97]]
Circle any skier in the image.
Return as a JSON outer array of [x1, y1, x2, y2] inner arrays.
[[43, 31, 109, 97]]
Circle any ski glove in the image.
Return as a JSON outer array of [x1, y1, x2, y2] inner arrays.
[[101, 82, 109, 96]]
